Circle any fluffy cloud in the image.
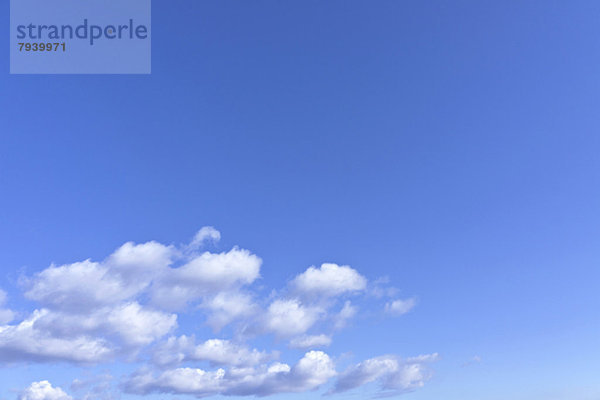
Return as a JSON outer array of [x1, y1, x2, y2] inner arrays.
[[331, 354, 438, 394], [24, 260, 133, 312], [264, 299, 322, 337], [292, 263, 367, 298], [19, 381, 72, 400], [20, 302, 177, 354], [169, 248, 260, 289], [6, 231, 260, 363], [1, 228, 435, 399], [385, 298, 417, 316], [151, 248, 262, 310], [23, 234, 260, 314], [0, 300, 174, 364], [106, 241, 175, 283], [24, 241, 175, 313], [153, 336, 275, 367], [0, 310, 113, 363], [124, 351, 336, 397], [105, 302, 177, 346], [201, 291, 258, 331]]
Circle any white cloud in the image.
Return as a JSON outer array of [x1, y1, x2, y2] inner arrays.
[[192, 339, 273, 367], [289, 334, 332, 349], [332, 355, 398, 392], [106, 241, 175, 282], [10, 238, 257, 363], [24, 242, 174, 314], [264, 299, 322, 337], [153, 336, 275, 367], [189, 227, 221, 250], [385, 298, 417, 316], [104, 302, 177, 346], [1, 229, 434, 399], [124, 351, 336, 397], [151, 248, 262, 310], [31, 302, 177, 348], [331, 354, 437, 394], [0, 310, 113, 363], [202, 291, 258, 331], [292, 263, 367, 298], [0, 300, 176, 363], [19, 381, 72, 400], [173, 248, 260, 288], [129, 352, 437, 398], [24, 261, 132, 311]]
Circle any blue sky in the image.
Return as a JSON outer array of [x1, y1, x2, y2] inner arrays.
[[1, 1, 600, 399]]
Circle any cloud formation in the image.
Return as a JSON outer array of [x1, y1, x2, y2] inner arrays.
[[151, 247, 262, 310], [123, 351, 336, 397], [264, 299, 323, 337], [292, 263, 367, 298], [19, 381, 72, 400], [0, 310, 113, 363], [331, 353, 438, 395], [152, 336, 276, 367], [4, 228, 433, 398]]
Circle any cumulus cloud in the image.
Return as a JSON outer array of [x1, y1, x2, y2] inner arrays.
[[292, 263, 367, 298], [331, 353, 438, 395], [0, 310, 113, 363], [19, 381, 72, 400], [19, 302, 177, 357], [22, 233, 260, 314], [3, 230, 259, 363], [124, 351, 336, 397], [24, 241, 175, 313], [104, 302, 177, 346], [24, 260, 133, 312], [153, 336, 275, 367], [385, 298, 417, 316], [151, 248, 262, 310], [264, 299, 322, 337], [0, 228, 435, 399], [201, 291, 258, 331], [106, 241, 175, 283]]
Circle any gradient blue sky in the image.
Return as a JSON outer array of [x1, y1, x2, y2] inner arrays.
[[1, 1, 600, 399]]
